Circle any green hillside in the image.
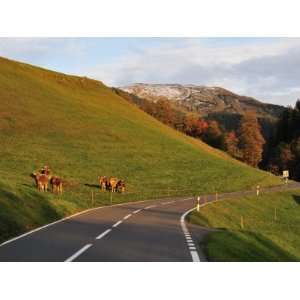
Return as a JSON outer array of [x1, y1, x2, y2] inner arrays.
[[189, 190, 300, 261], [0, 56, 281, 243]]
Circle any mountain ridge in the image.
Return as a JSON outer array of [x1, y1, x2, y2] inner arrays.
[[120, 83, 285, 119]]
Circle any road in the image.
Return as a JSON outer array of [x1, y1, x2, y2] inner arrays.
[[0, 182, 299, 262]]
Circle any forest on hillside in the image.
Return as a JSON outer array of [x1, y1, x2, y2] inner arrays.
[[113, 88, 300, 181]]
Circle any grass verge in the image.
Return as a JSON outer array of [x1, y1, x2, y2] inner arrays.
[[188, 190, 300, 261]]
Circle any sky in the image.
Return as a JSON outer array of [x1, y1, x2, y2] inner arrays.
[[0, 37, 300, 106]]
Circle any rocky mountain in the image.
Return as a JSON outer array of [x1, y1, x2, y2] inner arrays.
[[120, 83, 285, 120]]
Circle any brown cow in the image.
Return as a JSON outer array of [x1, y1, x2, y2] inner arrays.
[[50, 176, 63, 194], [98, 176, 108, 191], [40, 165, 51, 176], [116, 180, 126, 193], [108, 177, 118, 193], [31, 172, 49, 192]]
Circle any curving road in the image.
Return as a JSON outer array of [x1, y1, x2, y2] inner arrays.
[[0, 182, 299, 262]]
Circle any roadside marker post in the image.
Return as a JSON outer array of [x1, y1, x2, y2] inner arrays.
[[197, 196, 200, 212], [240, 216, 244, 229], [256, 185, 260, 196], [283, 170, 289, 184]]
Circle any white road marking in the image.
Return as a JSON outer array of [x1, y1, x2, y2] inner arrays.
[[190, 251, 200, 262], [96, 229, 111, 240], [65, 243, 93, 262], [133, 209, 142, 214], [180, 207, 201, 262], [145, 205, 156, 209], [112, 220, 123, 228], [163, 201, 173, 205], [0, 197, 158, 248], [123, 214, 132, 220]]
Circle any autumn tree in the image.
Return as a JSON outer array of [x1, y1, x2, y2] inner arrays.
[[224, 131, 240, 158], [183, 115, 208, 138], [238, 111, 265, 167], [152, 99, 176, 127], [202, 120, 224, 149]]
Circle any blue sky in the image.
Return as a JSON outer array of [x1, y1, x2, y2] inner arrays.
[[0, 37, 299, 106]]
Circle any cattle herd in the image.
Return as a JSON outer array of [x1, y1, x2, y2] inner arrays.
[[99, 176, 125, 193], [31, 165, 126, 194]]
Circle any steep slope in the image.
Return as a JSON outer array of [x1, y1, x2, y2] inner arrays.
[[0, 57, 281, 243]]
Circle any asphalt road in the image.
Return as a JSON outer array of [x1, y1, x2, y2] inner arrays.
[[0, 196, 202, 262], [1, 182, 299, 262]]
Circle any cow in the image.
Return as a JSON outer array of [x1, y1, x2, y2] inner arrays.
[[31, 172, 49, 192], [40, 165, 51, 176], [108, 177, 118, 193], [50, 176, 63, 194], [98, 176, 108, 191], [116, 180, 126, 193]]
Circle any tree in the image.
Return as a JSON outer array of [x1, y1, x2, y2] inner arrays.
[[153, 99, 176, 127], [238, 111, 265, 167], [224, 131, 240, 158], [183, 115, 208, 138], [203, 120, 224, 149]]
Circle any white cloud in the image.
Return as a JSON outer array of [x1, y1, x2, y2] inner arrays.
[[87, 38, 300, 106], [1, 38, 300, 106]]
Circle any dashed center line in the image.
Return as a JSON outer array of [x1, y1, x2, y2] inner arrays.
[[112, 220, 123, 227], [133, 209, 142, 214], [123, 214, 132, 220], [96, 229, 111, 240], [163, 201, 173, 205], [65, 243, 93, 262]]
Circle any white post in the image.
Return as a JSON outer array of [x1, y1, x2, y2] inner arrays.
[[256, 185, 260, 196], [197, 196, 200, 212]]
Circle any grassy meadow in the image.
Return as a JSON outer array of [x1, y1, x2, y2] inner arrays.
[[189, 190, 300, 261], [0, 56, 281, 243]]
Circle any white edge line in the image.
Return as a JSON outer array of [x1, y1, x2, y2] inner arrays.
[[96, 229, 112, 240], [190, 251, 200, 262], [133, 209, 142, 214], [0, 196, 192, 248], [180, 207, 201, 262], [65, 243, 93, 262]]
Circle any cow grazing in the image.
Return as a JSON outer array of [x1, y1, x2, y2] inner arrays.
[[108, 177, 118, 193], [31, 172, 49, 192], [98, 176, 108, 191], [116, 180, 126, 193], [50, 176, 63, 194]]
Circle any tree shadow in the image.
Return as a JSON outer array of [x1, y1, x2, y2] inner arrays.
[[292, 194, 300, 205]]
